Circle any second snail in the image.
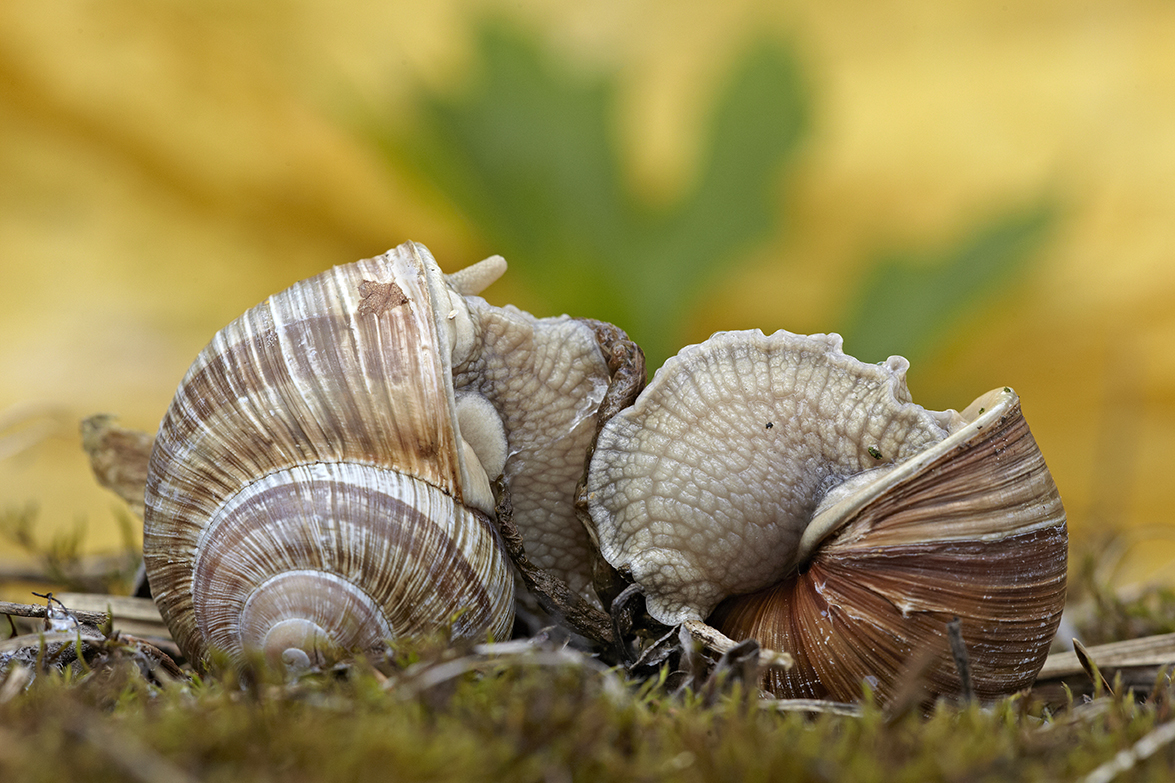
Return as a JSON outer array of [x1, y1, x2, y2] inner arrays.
[[584, 330, 1066, 704], [134, 241, 1066, 704]]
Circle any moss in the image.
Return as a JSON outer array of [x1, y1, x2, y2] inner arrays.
[[1067, 543, 1175, 645], [4, 641, 1175, 783]]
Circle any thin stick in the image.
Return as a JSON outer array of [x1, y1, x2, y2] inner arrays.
[[946, 617, 974, 704], [0, 599, 107, 628], [682, 619, 793, 670], [760, 698, 863, 717], [1074, 638, 1115, 696], [1081, 719, 1175, 783]]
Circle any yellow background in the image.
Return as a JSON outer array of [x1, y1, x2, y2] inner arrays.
[[3, 1, 1174, 588]]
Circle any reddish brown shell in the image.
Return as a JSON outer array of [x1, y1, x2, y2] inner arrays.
[[709, 389, 1067, 704]]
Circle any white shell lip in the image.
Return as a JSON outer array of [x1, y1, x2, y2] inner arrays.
[[797, 386, 1018, 563]]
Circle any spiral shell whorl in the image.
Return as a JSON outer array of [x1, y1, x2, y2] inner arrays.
[[144, 243, 514, 670], [187, 465, 512, 670]]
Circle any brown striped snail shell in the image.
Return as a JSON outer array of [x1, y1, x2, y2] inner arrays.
[[585, 330, 1066, 704], [144, 242, 612, 672]]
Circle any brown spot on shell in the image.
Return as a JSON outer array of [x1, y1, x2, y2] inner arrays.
[[357, 280, 408, 316]]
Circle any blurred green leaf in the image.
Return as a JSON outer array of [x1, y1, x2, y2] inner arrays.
[[664, 40, 808, 271], [387, 20, 808, 367], [409, 22, 630, 267], [380, 20, 1057, 372], [838, 202, 1057, 364]]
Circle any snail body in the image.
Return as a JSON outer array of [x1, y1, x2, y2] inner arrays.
[[144, 242, 612, 672], [586, 330, 1066, 703]]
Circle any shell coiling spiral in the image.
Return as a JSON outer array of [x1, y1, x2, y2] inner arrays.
[[144, 244, 523, 671]]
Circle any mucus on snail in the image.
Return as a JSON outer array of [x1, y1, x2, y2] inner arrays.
[[584, 329, 1067, 704], [143, 241, 619, 673]]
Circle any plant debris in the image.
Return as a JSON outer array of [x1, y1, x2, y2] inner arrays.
[[3, 571, 1175, 781], [4, 617, 1175, 782]]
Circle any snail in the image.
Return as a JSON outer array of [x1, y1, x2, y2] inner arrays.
[[584, 330, 1067, 704], [143, 241, 619, 673]]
